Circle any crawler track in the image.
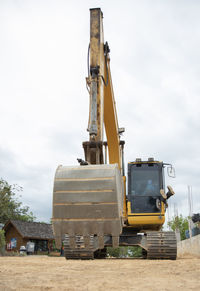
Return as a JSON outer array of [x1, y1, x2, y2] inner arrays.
[[64, 235, 95, 260], [64, 231, 177, 260], [146, 231, 177, 260]]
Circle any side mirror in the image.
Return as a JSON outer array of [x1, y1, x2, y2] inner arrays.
[[167, 166, 176, 178]]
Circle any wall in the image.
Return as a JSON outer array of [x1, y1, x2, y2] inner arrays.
[[177, 234, 200, 257], [5, 224, 28, 251]]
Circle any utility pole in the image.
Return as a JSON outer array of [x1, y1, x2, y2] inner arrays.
[[188, 185, 194, 238]]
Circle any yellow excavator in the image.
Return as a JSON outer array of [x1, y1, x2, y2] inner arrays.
[[52, 8, 177, 260]]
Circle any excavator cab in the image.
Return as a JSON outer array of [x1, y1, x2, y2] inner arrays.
[[128, 159, 164, 214], [127, 159, 175, 231]]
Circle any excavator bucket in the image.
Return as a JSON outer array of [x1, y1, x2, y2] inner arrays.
[[52, 163, 124, 258]]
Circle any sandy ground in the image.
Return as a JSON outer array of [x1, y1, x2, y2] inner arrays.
[[0, 256, 200, 291]]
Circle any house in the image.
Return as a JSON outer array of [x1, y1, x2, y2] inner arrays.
[[3, 220, 54, 252]]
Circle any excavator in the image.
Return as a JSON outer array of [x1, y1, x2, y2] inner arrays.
[[52, 8, 177, 260]]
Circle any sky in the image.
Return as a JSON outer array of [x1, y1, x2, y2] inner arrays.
[[0, 0, 200, 224]]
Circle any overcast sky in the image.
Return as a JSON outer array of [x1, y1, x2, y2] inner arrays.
[[0, 0, 200, 224]]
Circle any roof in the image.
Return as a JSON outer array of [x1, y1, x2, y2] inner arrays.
[[3, 220, 54, 240]]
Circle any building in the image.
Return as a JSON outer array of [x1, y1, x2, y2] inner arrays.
[[3, 220, 54, 252]]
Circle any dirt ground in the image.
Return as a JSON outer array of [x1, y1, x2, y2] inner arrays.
[[0, 256, 199, 291]]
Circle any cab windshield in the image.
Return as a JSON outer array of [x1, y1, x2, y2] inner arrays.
[[130, 164, 160, 196]]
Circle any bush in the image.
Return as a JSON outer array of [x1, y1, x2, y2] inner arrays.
[[168, 215, 189, 240], [107, 246, 142, 258], [5, 251, 20, 256]]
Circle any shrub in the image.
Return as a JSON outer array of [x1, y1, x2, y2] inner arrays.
[[107, 246, 142, 258]]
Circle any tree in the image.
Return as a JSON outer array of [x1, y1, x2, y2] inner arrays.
[[0, 179, 35, 224], [168, 214, 189, 240], [107, 246, 142, 258], [0, 230, 6, 255]]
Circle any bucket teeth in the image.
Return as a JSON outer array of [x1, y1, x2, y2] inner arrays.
[[69, 237, 76, 249], [112, 236, 119, 248], [84, 236, 91, 249], [64, 235, 95, 259], [52, 164, 124, 259], [98, 236, 104, 249]]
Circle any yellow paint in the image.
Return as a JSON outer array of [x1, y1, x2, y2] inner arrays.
[[128, 215, 165, 226], [104, 57, 121, 169], [127, 200, 165, 229], [122, 176, 127, 218]]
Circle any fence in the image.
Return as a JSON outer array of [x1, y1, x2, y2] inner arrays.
[[177, 234, 200, 257]]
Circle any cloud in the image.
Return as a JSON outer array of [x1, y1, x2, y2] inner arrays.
[[0, 0, 200, 223]]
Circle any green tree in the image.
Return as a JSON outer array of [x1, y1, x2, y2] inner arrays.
[[128, 246, 142, 257], [168, 214, 189, 240], [0, 179, 35, 224], [0, 230, 6, 255], [107, 246, 142, 258]]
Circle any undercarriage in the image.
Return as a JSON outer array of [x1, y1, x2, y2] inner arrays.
[[63, 230, 177, 260]]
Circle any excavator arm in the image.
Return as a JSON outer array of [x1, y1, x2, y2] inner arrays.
[[84, 8, 123, 172]]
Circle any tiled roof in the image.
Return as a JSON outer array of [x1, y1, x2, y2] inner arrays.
[[5, 220, 54, 240]]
